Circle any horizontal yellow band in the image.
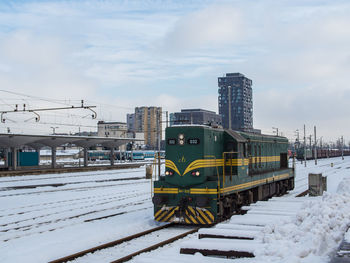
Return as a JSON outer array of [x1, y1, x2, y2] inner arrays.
[[221, 173, 291, 193], [154, 188, 178, 194], [190, 189, 218, 194], [166, 156, 281, 176], [154, 173, 292, 195]]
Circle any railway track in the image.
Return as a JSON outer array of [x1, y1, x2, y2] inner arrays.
[[0, 197, 150, 233], [0, 169, 141, 183], [292, 158, 345, 196], [1, 199, 152, 242], [4, 154, 331, 263], [0, 162, 147, 178], [48, 188, 308, 263], [48, 224, 199, 263], [0, 190, 145, 218], [295, 189, 308, 197], [0, 176, 146, 191], [0, 180, 149, 198]]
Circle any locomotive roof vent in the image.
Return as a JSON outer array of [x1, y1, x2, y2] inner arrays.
[[224, 129, 247, 143]]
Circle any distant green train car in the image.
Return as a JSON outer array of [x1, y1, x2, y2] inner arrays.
[[296, 148, 313, 160], [153, 125, 294, 225]]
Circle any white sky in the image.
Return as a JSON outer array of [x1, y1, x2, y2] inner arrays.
[[0, 0, 349, 143]]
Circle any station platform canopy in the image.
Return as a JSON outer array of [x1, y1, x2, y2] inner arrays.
[[0, 133, 145, 170], [0, 133, 142, 149]]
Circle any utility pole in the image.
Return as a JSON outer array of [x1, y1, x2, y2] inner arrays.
[[327, 143, 330, 158], [294, 129, 299, 155], [304, 124, 306, 167], [341, 136, 344, 160], [309, 135, 312, 152], [314, 126, 317, 165], [228, 86, 232, 130], [157, 109, 161, 152], [166, 111, 168, 128], [157, 109, 162, 178], [295, 129, 300, 147]]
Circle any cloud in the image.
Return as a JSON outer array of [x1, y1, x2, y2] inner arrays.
[[99, 93, 218, 120], [0, 31, 97, 99], [160, 5, 244, 53], [254, 85, 350, 140], [1, 0, 350, 140], [0, 30, 100, 134]]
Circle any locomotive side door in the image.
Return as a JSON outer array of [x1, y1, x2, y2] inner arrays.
[[223, 141, 240, 181]]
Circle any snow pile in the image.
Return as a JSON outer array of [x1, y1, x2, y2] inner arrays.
[[344, 229, 350, 243], [255, 190, 350, 262], [336, 178, 350, 194]]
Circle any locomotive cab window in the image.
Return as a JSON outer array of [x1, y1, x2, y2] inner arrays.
[[243, 143, 248, 158], [167, 138, 177, 145], [238, 143, 244, 158], [254, 145, 257, 168], [225, 141, 236, 152], [187, 138, 200, 145]]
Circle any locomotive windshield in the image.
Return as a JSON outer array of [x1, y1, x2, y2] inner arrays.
[[167, 138, 176, 145], [187, 138, 200, 145]]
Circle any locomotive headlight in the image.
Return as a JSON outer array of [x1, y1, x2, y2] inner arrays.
[[178, 134, 185, 146], [165, 170, 174, 176], [191, 171, 200, 176]]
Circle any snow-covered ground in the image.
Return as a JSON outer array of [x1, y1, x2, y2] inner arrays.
[[136, 157, 350, 263], [0, 166, 162, 263], [39, 158, 154, 167], [0, 157, 349, 263]]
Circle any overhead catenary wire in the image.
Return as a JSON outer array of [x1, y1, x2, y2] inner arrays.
[[0, 89, 76, 106], [34, 121, 97, 129], [0, 89, 155, 129], [0, 90, 135, 111]]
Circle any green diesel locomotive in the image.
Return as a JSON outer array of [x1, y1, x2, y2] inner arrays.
[[153, 125, 295, 225]]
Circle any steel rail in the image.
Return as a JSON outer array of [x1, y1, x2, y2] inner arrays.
[[295, 189, 308, 197], [49, 182, 302, 263], [110, 227, 200, 263], [48, 223, 174, 263], [0, 163, 146, 177]]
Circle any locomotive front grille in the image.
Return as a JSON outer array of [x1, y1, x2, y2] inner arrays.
[[155, 206, 214, 225]]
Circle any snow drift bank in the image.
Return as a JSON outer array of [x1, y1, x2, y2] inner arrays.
[[255, 179, 350, 263]]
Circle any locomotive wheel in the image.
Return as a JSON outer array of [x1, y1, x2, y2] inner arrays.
[[276, 183, 280, 196]]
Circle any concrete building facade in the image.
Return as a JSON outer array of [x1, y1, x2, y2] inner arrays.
[[133, 106, 162, 149], [172, 109, 222, 126], [169, 113, 176, 127], [97, 121, 127, 137], [126, 113, 135, 132], [218, 73, 253, 131]]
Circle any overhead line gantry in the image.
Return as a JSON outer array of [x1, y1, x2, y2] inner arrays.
[[0, 100, 97, 123]]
